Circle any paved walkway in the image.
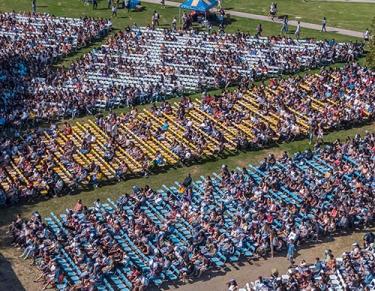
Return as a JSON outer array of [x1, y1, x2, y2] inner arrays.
[[314, 0, 375, 3], [143, 0, 363, 38]]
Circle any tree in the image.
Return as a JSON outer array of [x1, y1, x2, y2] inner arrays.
[[365, 17, 375, 69]]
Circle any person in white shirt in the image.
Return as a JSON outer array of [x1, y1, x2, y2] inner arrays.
[[363, 29, 369, 41], [172, 17, 177, 31], [295, 21, 301, 39], [321, 17, 327, 32], [269, 2, 277, 21]]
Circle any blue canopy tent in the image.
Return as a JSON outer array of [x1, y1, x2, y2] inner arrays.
[[128, 0, 140, 9], [179, 0, 218, 26], [179, 0, 218, 12]]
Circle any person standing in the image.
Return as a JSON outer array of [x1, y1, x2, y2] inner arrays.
[[308, 117, 315, 145], [281, 16, 288, 34], [269, 229, 276, 258], [287, 239, 296, 263], [93, 0, 98, 9], [255, 23, 263, 38], [126, 0, 131, 12], [308, 126, 314, 144], [171, 16, 177, 31], [321, 17, 327, 32], [295, 21, 301, 39], [363, 28, 369, 41], [219, 23, 225, 35], [269, 2, 277, 21], [154, 10, 160, 27], [151, 12, 156, 29], [160, 0, 165, 8], [219, 8, 225, 27], [108, 0, 112, 9], [316, 124, 324, 144], [112, 2, 118, 16], [32, 0, 36, 14]]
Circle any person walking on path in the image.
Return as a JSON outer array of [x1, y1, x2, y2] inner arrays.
[[363, 28, 370, 41], [269, 2, 277, 21], [321, 17, 327, 32], [295, 21, 301, 39], [160, 0, 165, 8], [281, 16, 288, 34]]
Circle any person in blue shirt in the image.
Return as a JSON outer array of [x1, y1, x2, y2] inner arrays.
[[314, 257, 324, 273], [161, 121, 169, 131]]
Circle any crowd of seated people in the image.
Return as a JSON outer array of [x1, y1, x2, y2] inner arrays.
[[1, 24, 364, 127], [0, 64, 373, 205], [8, 133, 374, 289], [0, 12, 111, 127], [36, 26, 363, 114], [242, 239, 374, 290]]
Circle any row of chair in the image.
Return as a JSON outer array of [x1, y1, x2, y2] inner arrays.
[[39, 141, 372, 289], [0, 66, 372, 200], [55, 26, 362, 110]]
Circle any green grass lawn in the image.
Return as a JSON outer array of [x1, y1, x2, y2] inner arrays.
[[177, 0, 374, 32]]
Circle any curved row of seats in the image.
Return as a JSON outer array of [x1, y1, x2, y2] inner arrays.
[[0, 65, 373, 204], [0, 12, 111, 126], [11, 134, 374, 290], [56, 27, 364, 111]]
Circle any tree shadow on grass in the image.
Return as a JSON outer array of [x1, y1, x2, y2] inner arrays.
[[0, 252, 26, 291]]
